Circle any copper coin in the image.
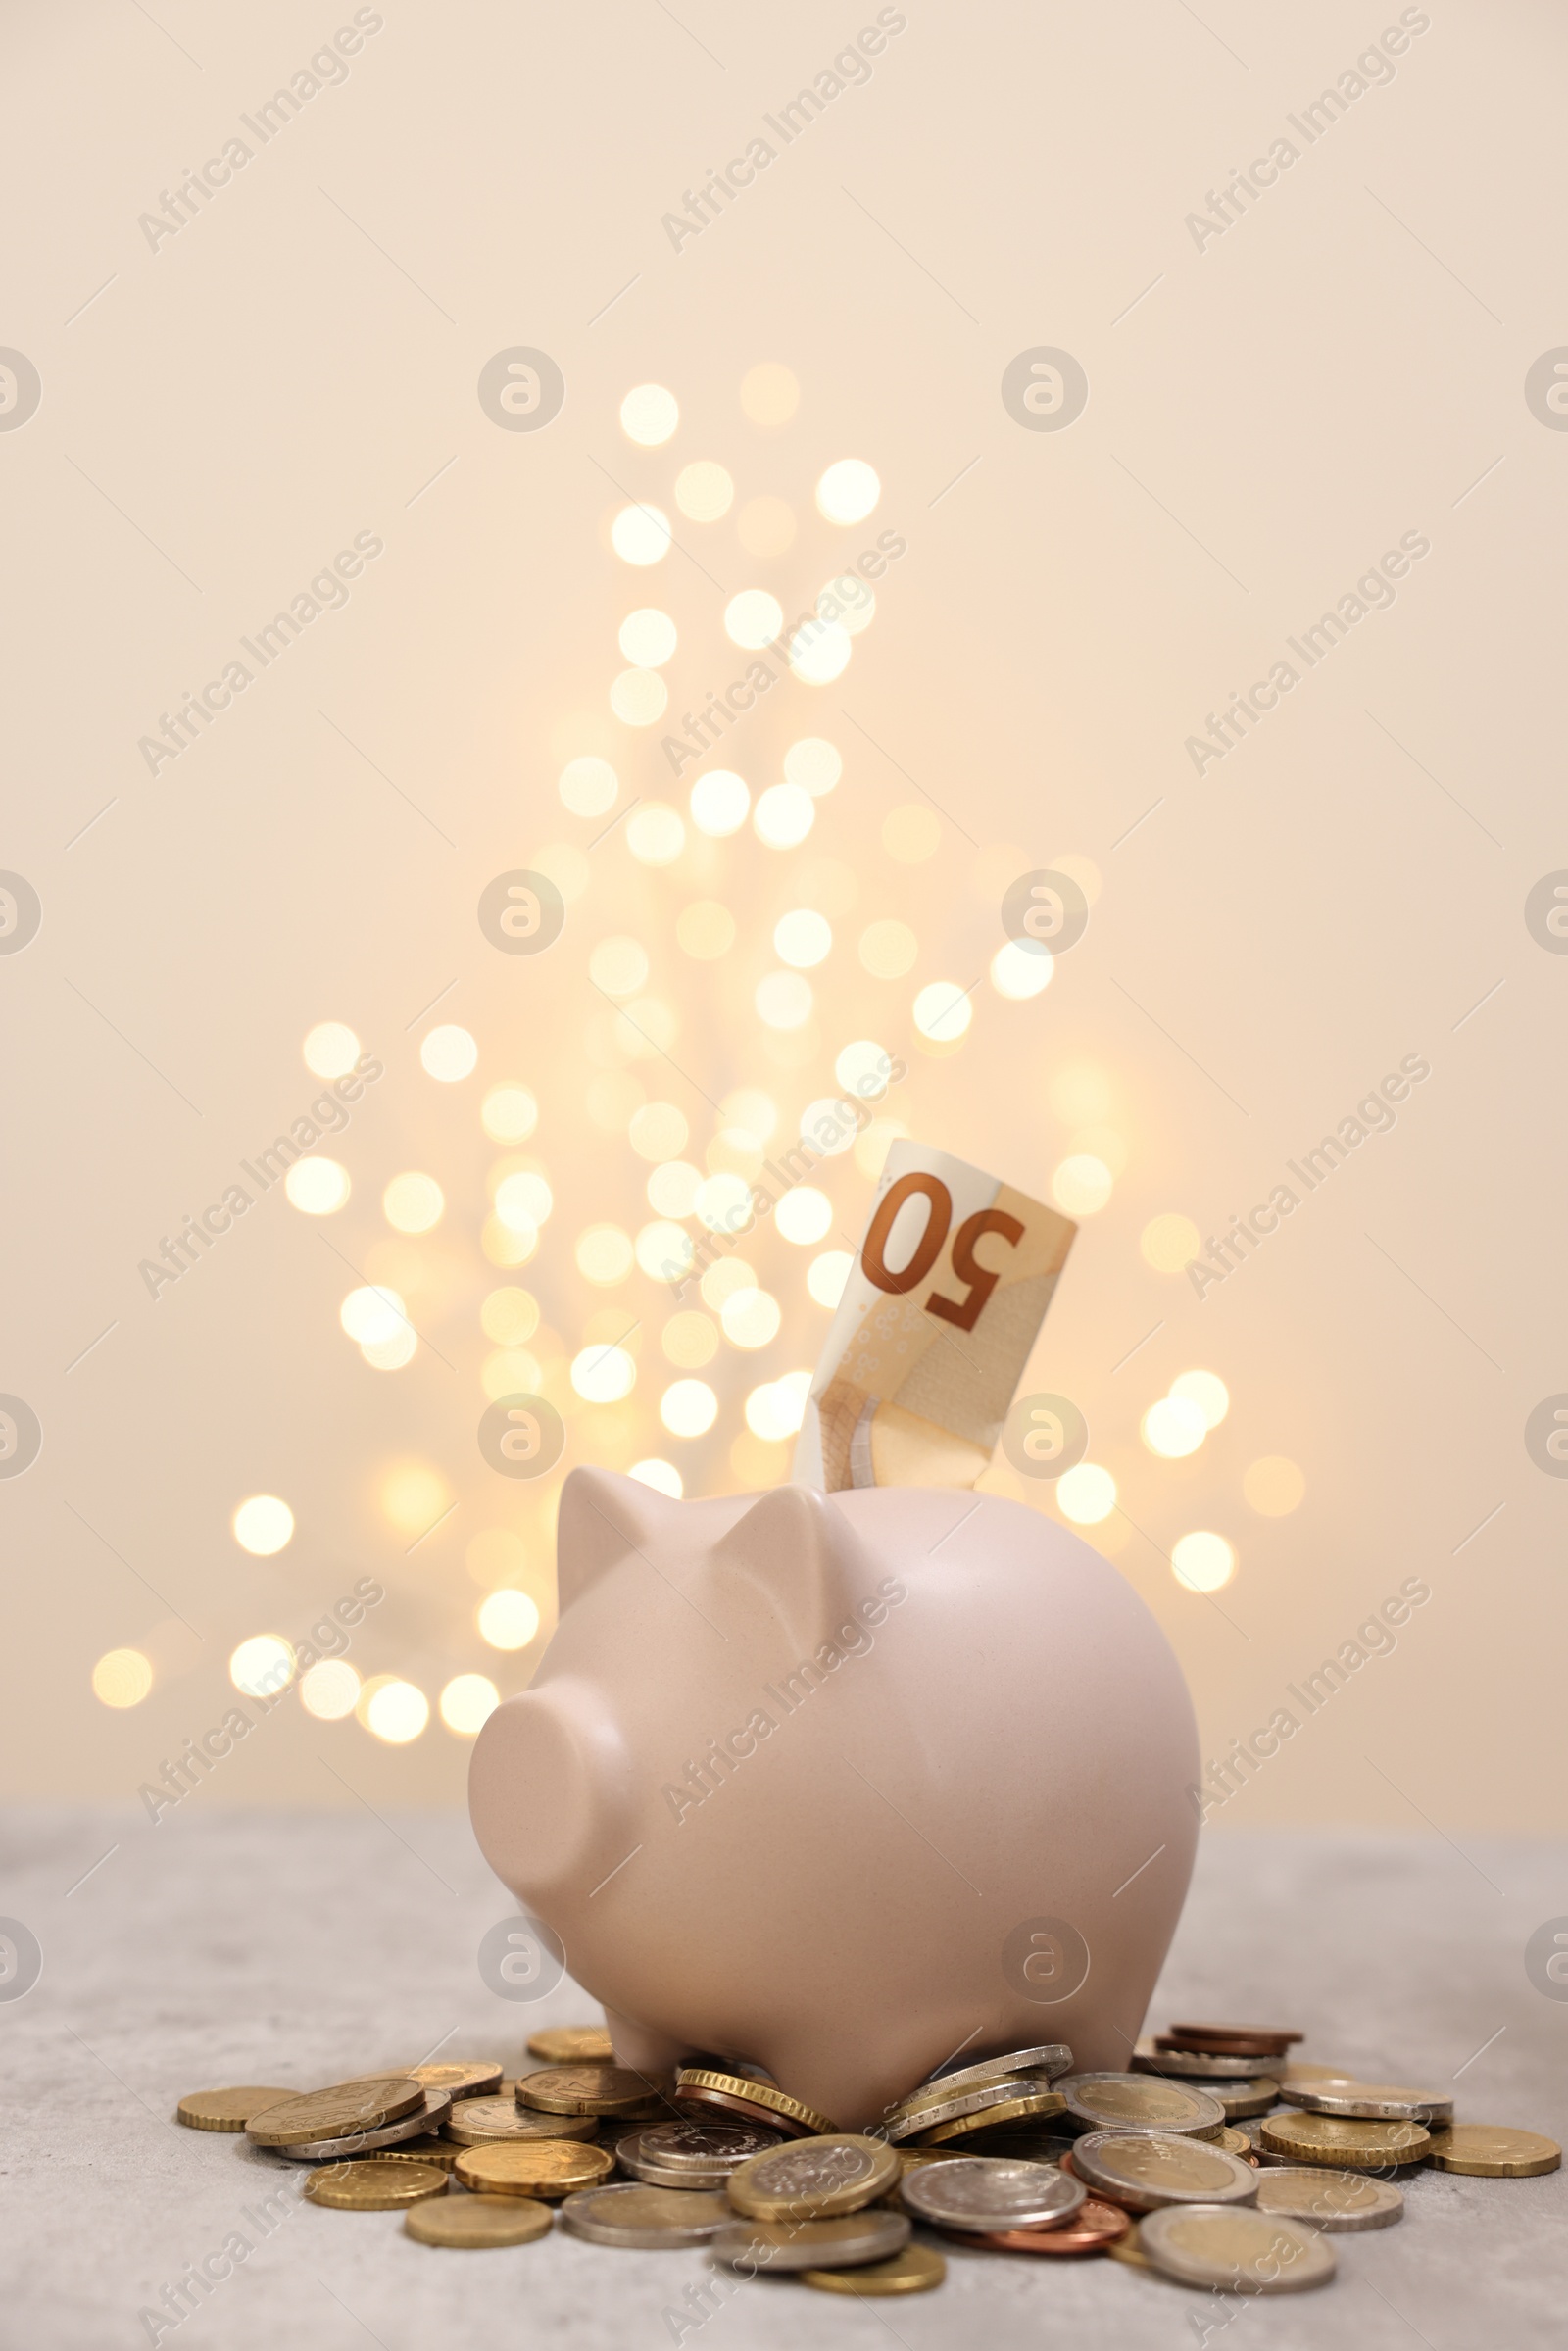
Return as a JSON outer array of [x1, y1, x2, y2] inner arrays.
[[672, 2083, 816, 2139], [942, 2198, 1130, 2255], [1163, 2025, 1301, 2054]]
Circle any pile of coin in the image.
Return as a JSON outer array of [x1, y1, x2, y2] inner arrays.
[[173, 2014, 1560, 2297]]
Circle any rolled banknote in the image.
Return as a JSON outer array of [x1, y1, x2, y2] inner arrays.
[[793, 1142, 1077, 1491]]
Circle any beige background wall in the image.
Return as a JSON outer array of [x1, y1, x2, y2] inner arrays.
[[3, 0, 1564, 1833]]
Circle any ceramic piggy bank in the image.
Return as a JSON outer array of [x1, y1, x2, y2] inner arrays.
[[469, 1467, 1199, 2131]]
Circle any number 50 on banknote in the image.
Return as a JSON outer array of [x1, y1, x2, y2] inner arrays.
[[793, 1142, 1077, 1492]]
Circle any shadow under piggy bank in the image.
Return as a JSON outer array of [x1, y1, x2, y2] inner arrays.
[[469, 1468, 1199, 2131]]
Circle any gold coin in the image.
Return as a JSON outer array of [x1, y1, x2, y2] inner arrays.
[[528, 2025, 614, 2064], [455, 2140, 614, 2200], [1424, 2125, 1561, 2178], [1260, 2112, 1430, 2168], [380, 2137, 464, 2173], [728, 2133, 901, 2220], [247, 2078, 423, 2147], [1106, 2220, 1154, 2270], [674, 2069, 839, 2137], [1214, 2127, 1256, 2160], [408, 2062, 503, 2100], [913, 2091, 1066, 2146], [516, 2064, 670, 2117], [304, 2160, 449, 2211], [800, 2244, 946, 2296], [446, 2096, 599, 2146], [176, 2087, 294, 2132], [406, 2193, 554, 2246]]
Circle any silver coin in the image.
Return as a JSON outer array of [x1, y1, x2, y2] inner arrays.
[[924, 2044, 1073, 2094], [272, 2089, 452, 2161], [1059, 2073, 1225, 2136], [619, 2120, 781, 2177], [1139, 2202, 1336, 2293], [710, 2210, 910, 2274], [1281, 2081, 1453, 2125], [1132, 2038, 1265, 2081], [560, 2183, 733, 2248], [903, 2157, 1087, 2233], [1072, 2131, 1259, 2213], [887, 2077, 1054, 2144], [1253, 2167, 1404, 2232]]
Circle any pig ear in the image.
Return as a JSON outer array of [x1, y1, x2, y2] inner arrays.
[[556, 1466, 684, 1613], [713, 1484, 877, 1653]]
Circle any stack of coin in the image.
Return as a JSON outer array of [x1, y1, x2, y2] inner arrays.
[[172, 2015, 1562, 2301]]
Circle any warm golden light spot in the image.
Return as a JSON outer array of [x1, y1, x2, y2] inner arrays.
[[676, 901, 736, 958], [629, 1102, 688, 1160], [558, 755, 618, 817], [701, 1257, 758, 1308], [1069, 1125, 1127, 1178], [636, 1219, 694, 1281], [481, 1288, 540, 1347], [440, 1674, 500, 1736], [784, 737, 842, 796], [756, 970, 813, 1030], [721, 1087, 777, 1142], [859, 919, 917, 978], [478, 1589, 541, 1649], [745, 1370, 810, 1440], [303, 1021, 360, 1078], [482, 1215, 537, 1267], [773, 908, 831, 967], [913, 982, 973, 1043], [232, 1494, 294, 1555], [721, 1288, 781, 1348], [620, 382, 678, 444], [619, 608, 677, 666], [736, 493, 795, 555], [646, 1160, 701, 1218], [815, 459, 880, 523], [616, 995, 678, 1058], [494, 1169, 553, 1229], [420, 1025, 477, 1082], [365, 1679, 429, 1743], [610, 668, 667, 725], [754, 783, 814, 849], [1172, 1531, 1236, 1592], [629, 1457, 683, 1496], [740, 361, 800, 426], [775, 1187, 832, 1245], [589, 936, 650, 998], [689, 770, 750, 837], [481, 1084, 538, 1144], [1057, 1463, 1117, 1524], [299, 1659, 360, 1720], [786, 619, 851, 684], [1141, 1396, 1207, 1459], [724, 590, 783, 650], [1052, 1155, 1112, 1217], [1050, 1061, 1112, 1124], [807, 1249, 852, 1307], [1244, 1456, 1306, 1516], [479, 1347, 540, 1403], [706, 1129, 761, 1183], [380, 1460, 451, 1537], [627, 803, 685, 865], [674, 461, 734, 520], [1171, 1370, 1230, 1431], [990, 942, 1054, 1000], [695, 1171, 754, 1231], [576, 1224, 634, 1286], [92, 1648, 152, 1708], [1142, 1212, 1201, 1273], [662, 1310, 718, 1367], [834, 1039, 893, 1099], [611, 503, 672, 564], [883, 804, 942, 862], [383, 1171, 444, 1233], [662, 1378, 718, 1437], [284, 1156, 351, 1214], [363, 1325, 418, 1371], [229, 1634, 295, 1698]]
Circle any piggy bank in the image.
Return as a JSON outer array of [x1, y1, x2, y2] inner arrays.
[[469, 1468, 1199, 2131]]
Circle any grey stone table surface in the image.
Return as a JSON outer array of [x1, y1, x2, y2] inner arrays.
[[3, 1806, 1565, 2350]]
